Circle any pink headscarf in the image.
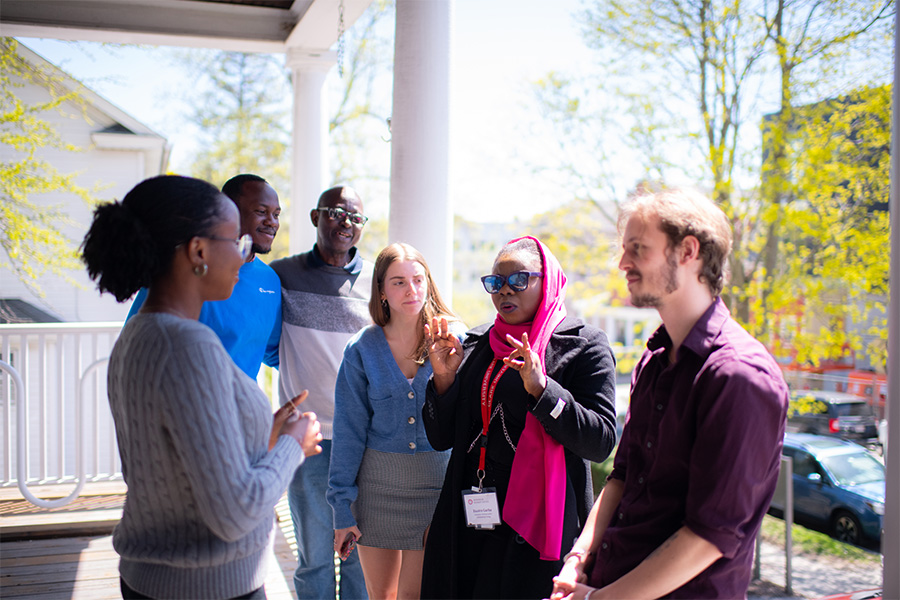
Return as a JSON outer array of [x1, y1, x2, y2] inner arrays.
[[489, 236, 567, 561]]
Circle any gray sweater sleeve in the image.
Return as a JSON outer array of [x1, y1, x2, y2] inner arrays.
[[157, 337, 304, 542]]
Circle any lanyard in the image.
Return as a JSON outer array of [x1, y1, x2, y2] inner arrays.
[[477, 359, 508, 490]]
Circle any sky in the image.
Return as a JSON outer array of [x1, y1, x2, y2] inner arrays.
[[17, 0, 600, 223]]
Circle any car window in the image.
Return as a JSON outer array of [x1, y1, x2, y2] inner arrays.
[[830, 402, 875, 418], [791, 451, 819, 478], [819, 452, 884, 486]]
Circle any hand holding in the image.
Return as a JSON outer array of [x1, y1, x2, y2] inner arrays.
[[289, 411, 323, 457], [548, 582, 599, 600], [503, 332, 547, 398], [550, 551, 593, 600], [273, 390, 323, 456], [334, 526, 362, 561], [270, 391, 306, 451]]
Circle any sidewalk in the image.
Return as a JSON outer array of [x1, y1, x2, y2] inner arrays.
[[748, 537, 882, 599]]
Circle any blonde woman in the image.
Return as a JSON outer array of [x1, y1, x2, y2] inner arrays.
[[328, 243, 464, 599]]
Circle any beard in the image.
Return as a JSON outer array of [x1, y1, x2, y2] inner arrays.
[[630, 251, 679, 308], [251, 242, 271, 255]]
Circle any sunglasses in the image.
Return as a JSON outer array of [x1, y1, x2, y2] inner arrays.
[[317, 207, 368, 226], [480, 271, 543, 294]]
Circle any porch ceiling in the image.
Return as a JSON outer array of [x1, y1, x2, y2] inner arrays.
[[0, 0, 373, 53]]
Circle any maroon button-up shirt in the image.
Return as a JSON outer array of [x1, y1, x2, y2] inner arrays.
[[590, 298, 788, 598]]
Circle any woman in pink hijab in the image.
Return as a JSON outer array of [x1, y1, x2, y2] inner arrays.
[[420, 237, 617, 599]]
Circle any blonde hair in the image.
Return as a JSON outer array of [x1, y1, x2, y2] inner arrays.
[[618, 188, 733, 296], [369, 243, 458, 363]]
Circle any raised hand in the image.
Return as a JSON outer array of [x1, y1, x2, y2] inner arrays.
[[503, 332, 547, 398], [426, 316, 463, 394]]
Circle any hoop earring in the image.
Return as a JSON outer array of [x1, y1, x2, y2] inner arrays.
[[193, 263, 208, 277], [381, 298, 389, 316]]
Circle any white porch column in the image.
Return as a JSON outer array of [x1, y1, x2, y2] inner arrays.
[[286, 48, 335, 254], [389, 0, 453, 295]]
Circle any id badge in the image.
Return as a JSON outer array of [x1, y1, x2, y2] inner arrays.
[[462, 487, 502, 530]]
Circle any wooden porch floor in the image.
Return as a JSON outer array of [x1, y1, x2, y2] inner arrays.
[[0, 484, 299, 599]]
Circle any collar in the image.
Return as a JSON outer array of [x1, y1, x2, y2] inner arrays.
[[646, 297, 729, 360], [239, 256, 256, 272], [309, 244, 362, 274]]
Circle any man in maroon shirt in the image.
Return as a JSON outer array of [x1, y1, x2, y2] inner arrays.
[[551, 189, 788, 599]]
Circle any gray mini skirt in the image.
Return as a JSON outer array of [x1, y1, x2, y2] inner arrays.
[[353, 447, 449, 550]]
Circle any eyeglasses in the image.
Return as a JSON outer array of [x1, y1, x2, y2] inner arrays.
[[317, 207, 368, 226], [480, 271, 543, 294], [206, 233, 253, 261]]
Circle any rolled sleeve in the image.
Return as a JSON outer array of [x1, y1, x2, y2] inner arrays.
[[685, 359, 787, 557]]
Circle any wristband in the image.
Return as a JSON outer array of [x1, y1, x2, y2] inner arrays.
[[585, 587, 598, 600]]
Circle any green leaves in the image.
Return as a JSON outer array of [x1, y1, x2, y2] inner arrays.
[[1, 38, 98, 297]]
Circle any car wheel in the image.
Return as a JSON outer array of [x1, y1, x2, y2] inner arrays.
[[832, 510, 862, 545]]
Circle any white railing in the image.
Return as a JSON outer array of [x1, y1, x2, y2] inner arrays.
[[0, 321, 282, 508], [0, 322, 123, 504]]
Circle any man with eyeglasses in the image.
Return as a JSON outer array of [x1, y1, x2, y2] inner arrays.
[[126, 174, 283, 380], [270, 185, 373, 600]]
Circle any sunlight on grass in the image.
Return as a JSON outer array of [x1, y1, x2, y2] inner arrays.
[[760, 515, 881, 565]]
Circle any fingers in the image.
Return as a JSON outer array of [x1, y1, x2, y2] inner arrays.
[[290, 390, 309, 409], [430, 316, 453, 339]]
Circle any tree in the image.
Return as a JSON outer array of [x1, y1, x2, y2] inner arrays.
[[171, 1, 395, 258], [755, 0, 893, 338], [527, 197, 623, 306], [179, 49, 292, 196], [534, 0, 771, 323], [756, 85, 890, 369], [530, 0, 892, 370], [0, 37, 97, 297], [327, 0, 395, 219]]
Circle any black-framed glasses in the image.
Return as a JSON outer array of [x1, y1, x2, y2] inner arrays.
[[480, 271, 543, 294], [317, 207, 368, 226], [206, 233, 253, 260]]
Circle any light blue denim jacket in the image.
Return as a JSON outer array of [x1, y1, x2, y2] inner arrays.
[[327, 323, 463, 529]]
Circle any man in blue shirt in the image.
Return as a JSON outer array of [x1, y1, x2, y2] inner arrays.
[[127, 174, 282, 379]]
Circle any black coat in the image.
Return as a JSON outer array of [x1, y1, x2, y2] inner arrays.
[[421, 317, 618, 599]]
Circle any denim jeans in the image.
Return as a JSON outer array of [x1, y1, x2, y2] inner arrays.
[[288, 438, 368, 600]]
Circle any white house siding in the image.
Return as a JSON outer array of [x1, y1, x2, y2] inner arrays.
[[1, 43, 168, 323]]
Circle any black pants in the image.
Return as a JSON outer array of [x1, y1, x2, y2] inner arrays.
[[120, 577, 266, 600]]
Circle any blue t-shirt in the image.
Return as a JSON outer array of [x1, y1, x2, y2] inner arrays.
[[127, 257, 282, 379]]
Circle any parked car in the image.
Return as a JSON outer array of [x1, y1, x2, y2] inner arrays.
[[787, 390, 880, 446], [771, 433, 884, 547]]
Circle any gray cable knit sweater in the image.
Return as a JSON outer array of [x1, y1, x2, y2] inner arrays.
[[107, 313, 304, 599]]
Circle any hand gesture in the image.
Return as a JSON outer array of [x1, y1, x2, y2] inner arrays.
[[270, 390, 323, 456], [426, 316, 462, 394], [503, 332, 547, 398]]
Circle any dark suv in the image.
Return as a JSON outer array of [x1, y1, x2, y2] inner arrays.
[[787, 390, 879, 446]]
